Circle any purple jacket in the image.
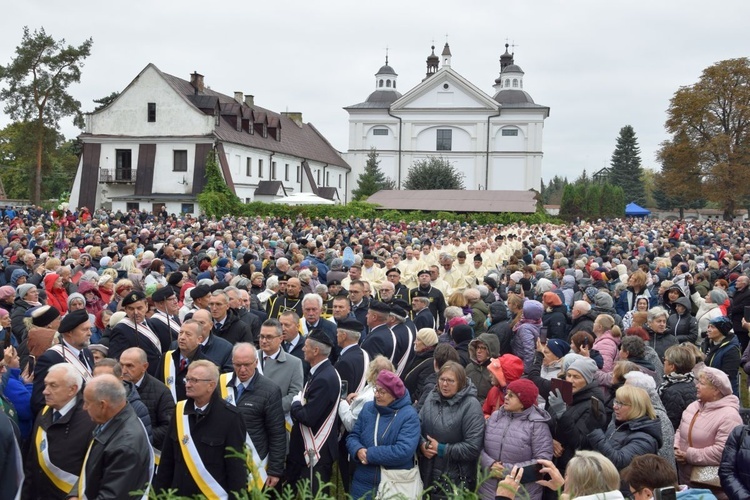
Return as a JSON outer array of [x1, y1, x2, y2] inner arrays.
[[479, 404, 553, 500], [511, 322, 540, 372]]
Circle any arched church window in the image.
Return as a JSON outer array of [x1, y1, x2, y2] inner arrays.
[[386, 80, 391, 87], [505, 79, 510, 87], [513, 79, 518, 87], [379, 80, 384, 87]]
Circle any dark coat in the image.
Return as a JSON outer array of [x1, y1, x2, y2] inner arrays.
[[147, 311, 181, 352], [125, 379, 153, 444], [568, 310, 596, 339], [236, 307, 261, 342], [155, 348, 211, 402], [109, 320, 163, 376], [226, 372, 287, 478], [31, 342, 95, 417], [719, 424, 750, 499], [414, 307, 436, 331], [335, 344, 367, 394], [703, 332, 742, 396], [553, 382, 605, 472], [403, 348, 435, 404], [200, 333, 234, 373], [71, 404, 153, 499], [542, 304, 570, 340], [135, 372, 175, 451], [23, 396, 97, 500], [10, 296, 33, 343], [154, 392, 248, 496], [0, 411, 22, 500], [361, 323, 396, 362], [418, 380, 485, 497], [666, 297, 699, 344], [588, 415, 663, 469], [645, 325, 679, 362], [213, 308, 254, 345], [730, 286, 750, 340], [658, 372, 697, 430]]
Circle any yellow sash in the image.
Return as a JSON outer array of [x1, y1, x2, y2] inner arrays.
[[162, 350, 177, 402], [78, 439, 94, 499], [175, 400, 228, 499], [35, 406, 78, 493]]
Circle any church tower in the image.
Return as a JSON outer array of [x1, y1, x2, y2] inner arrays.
[[424, 45, 439, 80], [374, 54, 398, 91]]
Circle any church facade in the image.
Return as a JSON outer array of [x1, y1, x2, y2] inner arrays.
[[344, 44, 549, 197]]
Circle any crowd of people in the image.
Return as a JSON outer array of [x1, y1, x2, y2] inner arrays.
[[4, 206, 750, 499]]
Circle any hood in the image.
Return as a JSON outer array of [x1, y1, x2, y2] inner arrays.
[[673, 296, 692, 313], [503, 403, 552, 423], [472, 300, 489, 315], [470, 333, 500, 361], [620, 415, 663, 447], [43, 273, 60, 291], [562, 275, 575, 289], [662, 285, 686, 304], [77, 280, 101, 298], [10, 268, 28, 286], [701, 393, 740, 413], [376, 391, 413, 414], [489, 301, 509, 323]]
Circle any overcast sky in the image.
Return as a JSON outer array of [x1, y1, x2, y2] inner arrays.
[[2, 0, 749, 184]]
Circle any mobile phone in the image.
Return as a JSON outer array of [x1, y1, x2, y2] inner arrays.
[[539, 327, 548, 344], [591, 396, 604, 421], [340, 380, 349, 399], [26, 355, 36, 375], [551, 378, 573, 406], [582, 335, 590, 349], [654, 486, 676, 500], [520, 463, 544, 484]]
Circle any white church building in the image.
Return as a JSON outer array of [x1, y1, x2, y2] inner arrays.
[[344, 44, 549, 196], [69, 64, 350, 214]]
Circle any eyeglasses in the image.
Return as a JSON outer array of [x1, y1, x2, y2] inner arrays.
[[184, 377, 213, 384], [613, 400, 631, 408], [374, 386, 388, 395], [259, 334, 281, 341], [438, 377, 457, 385]]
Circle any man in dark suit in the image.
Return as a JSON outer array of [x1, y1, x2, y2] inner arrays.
[[226, 286, 261, 343], [279, 311, 309, 379], [154, 360, 247, 497], [301, 293, 339, 363], [209, 290, 254, 345], [412, 295, 436, 330], [360, 301, 396, 363], [148, 286, 181, 352], [388, 302, 416, 377], [287, 330, 341, 494], [348, 280, 370, 328], [31, 308, 95, 416], [155, 319, 211, 402], [333, 318, 367, 492], [109, 291, 164, 375], [24, 363, 96, 499], [258, 319, 304, 415], [192, 309, 233, 372], [225, 343, 286, 489], [120, 347, 175, 456], [72, 374, 152, 498]]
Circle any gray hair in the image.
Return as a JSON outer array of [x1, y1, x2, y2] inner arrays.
[[211, 290, 229, 302], [48, 362, 84, 393], [339, 327, 361, 342], [302, 293, 323, 308], [265, 275, 279, 291], [315, 284, 328, 295], [232, 342, 257, 357], [188, 360, 220, 384], [647, 306, 669, 323], [89, 374, 127, 405], [444, 306, 464, 321], [307, 338, 332, 357]]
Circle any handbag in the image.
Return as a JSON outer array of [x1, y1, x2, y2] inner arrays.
[[374, 412, 423, 499], [686, 411, 721, 488]]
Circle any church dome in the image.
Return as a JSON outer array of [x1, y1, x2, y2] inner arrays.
[[377, 64, 397, 76], [501, 64, 524, 74], [365, 89, 402, 104], [494, 89, 535, 104]]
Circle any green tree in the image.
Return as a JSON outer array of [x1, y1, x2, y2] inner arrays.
[[0, 26, 93, 205], [655, 131, 706, 217], [197, 149, 241, 216], [92, 91, 120, 111], [541, 175, 568, 204], [352, 148, 395, 200], [403, 156, 465, 190], [663, 58, 750, 220], [608, 125, 646, 205]]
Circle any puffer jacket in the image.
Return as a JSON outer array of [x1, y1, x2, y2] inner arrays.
[[702, 333, 742, 396], [561, 275, 575, 308], [511, 322, 540, 372], [675, 394, 743, 485], [568, 310, 597, 339], [650, 394, 676, 466], [466, 333, 500, 403], [592, 331, 620, 373], [666, 297, 698, 344], [43, 273, 68, 314], [719, 424, 750, 499], [588, 415, 662, 469], [552, 382, 605, 472], [10, 296, 34, 343], [478, 405, 553, 500], [658, 372, 697, 430], [347, 391, 421, 500], [471, 300, 490, 334], [542, 304, 569, 341], [645, 324, 678, 362], [419, 380, 485, 497], [487, 301, 513, 355], [692, 291, 723, 339]]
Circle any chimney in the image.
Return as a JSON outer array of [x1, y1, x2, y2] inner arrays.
[[190, 72, 204, 93], [234, 92, 244, 104], [282, 111, 303, 127], [244, 94, 254, 106]]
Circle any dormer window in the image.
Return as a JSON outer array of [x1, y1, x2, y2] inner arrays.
[[505, 79, 510, 87]]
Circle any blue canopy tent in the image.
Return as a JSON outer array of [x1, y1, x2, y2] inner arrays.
[[625, 202, 650, 217]]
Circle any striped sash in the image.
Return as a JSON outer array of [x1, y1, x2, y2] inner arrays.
[[120, 318, 162, 353], [46, 345, 92, 381], [300, 369, 341, 467]]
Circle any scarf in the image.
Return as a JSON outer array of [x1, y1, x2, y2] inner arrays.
[[657, 371, 695, 396]]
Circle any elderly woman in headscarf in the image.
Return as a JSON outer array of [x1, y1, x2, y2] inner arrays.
[[43, 272, 68, 315], [10, 268, 28, 288], [10, 284, 41, 344], [77, 280, 105, 318], [0, 285, 15, 314]]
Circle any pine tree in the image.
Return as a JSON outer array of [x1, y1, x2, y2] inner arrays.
[[352, 148, 394, 200], [608, 125, 646, 205]]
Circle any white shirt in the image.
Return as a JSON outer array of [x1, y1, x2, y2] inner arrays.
[[56, 397, 78, 418]]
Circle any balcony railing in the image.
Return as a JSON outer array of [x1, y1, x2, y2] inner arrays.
[[99, 168, 137, 183]]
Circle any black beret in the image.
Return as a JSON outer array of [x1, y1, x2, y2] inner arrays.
[[417, 269, 431, 277], [362, 254, 375, 260], [483, 276, 498, 289], [386, 268, 401, 275], [336, 318, 363, 332], [327, 279, 342, 286], [29, 305, 61, 327], [369, 301, 391, 314], [390, 304, 408, 318], [59, 308, 89, 333], [190, 285, 211, 300], [121, 290, 147, 307], [167, 272, 183, 286], [152, 287, 175, 302], [307, 328, 335, 348]]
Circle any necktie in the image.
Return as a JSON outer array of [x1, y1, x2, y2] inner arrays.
[[236, 383, 245, 401], [283, 342, 291, 353], [306, 323, 314, 331], [79, 351, 89, 370], [264, 355, 270, 368], [52, 410, 62, 423], [179, 357, 187, 372]]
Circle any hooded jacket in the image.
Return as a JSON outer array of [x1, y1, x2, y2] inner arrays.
[[588, 415, 662, 469], [470, 300, 490, 335], [419, 380, 485, 495], [542, 303, 569, 341], [466, 333, 500, 403], [553, 382, 606, 472], [592, 331, 621, 373], [645, 324, 679, 362], [702, 332, 742, 396], [561, 275, 575, 308], [43, 273, 68, 314], [666, 296, 698, 344], [487, 301, 513, 355], [675, 394, 743, 484], [719, 423, 750, 499], [692, 291, 724, 337], [479, 405, 553, 500]]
